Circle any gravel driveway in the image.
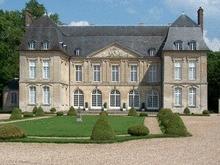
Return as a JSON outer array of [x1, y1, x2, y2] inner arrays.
[[0, 115, 220, 165]]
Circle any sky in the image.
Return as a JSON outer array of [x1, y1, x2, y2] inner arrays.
[[0, 0, 220, 51]]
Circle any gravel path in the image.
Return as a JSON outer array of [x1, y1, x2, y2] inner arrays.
[[144, 117, 162, 134], [0, 115, 220, 165]]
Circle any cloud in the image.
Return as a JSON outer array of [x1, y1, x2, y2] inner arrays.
[[68, 21, 90, 26], [204, 30, 220, 51]]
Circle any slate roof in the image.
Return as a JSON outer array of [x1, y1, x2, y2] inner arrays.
[[19, 14, 209, 56]]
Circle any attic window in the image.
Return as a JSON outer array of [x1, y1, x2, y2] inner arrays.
[[174, 40, 183, 51], [42, 41, 49, 50], [74, 48, 80, 56], [28, 41, 36, 50], [189, 41, 196, 50], [148, 48, 156, 56]]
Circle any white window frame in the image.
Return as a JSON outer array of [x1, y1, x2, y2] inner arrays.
[[146, 89, 159, 109], [29, 86, 36, 105], [130, 64, 138, 82], [111, 65, 120, 82], [43, 86, 50, 105], [93, 64, 101, 82], [75, 65, 82, 82], [174, 62, 182, 80], [110, 90, 121, 109], [73, 89, 84, 108], [42, 41, 49, 50], [128, 90, 140, 109], [188, 87, 196, 107], [174, 87, 182, 107], [91, 89, 102, 109], [42, 60, 50, 79], [189, 41, 196, 50], [147, 64, 158, 82], [28, 41, 36, 50], [29, 60, 36, 79], [149, 48, 156, 56], [175, 41, 183, 51], [188, 62, 196, 80]]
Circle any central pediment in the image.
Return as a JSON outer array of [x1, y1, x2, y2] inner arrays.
[[88, 43, 141, 58]]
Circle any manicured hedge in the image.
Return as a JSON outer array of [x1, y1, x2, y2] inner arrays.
[[99, 111, 108, 116], [139, 112, 148, 117], [10, 108, 22, 120], [56, 111, 64, 116], [202, 110, 210, 115], [0, 125, 26, 139], [183, 107, 190, 115], [50, 108, 56, 114], [35, 106, 44, 116], [128, 108, 138, 116], [128, 125, 149, 136], [67, 106, 77, 116], [91, 116, 115, 141], [32, 106, 38, 114], [23, 112, 34, 118]]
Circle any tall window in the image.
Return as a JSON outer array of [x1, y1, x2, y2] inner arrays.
[[28, 41, 36, 50], [130, 65, 137, 82], [29, 86, 36, 104], [43, 60, 50, 79], [189, 41, 196, 50], [147, 64, 158, 82], [174, 40, 183, 50], [110, 90, 120, 108], [112, 65, 119, 82], [11, 93, 17, 104], [92, 89, 102, 107], [188, 87, 196, 107], [188, 62, 196, 80], [75, 65, 82, 81], [174, 87, 182, 106], [43, 86, 50, 105], [174, 62, 182, 80], [74, 89, 84, 107], [29, 60, 36, 79], [129, 90, 140, 108], [42, 41, 49, 50], [146, 89, 159, 109], [93, 65, 101, 82], [148, 48, 156, 56]]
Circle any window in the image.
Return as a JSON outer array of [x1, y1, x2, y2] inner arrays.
[[174, 40, 183, 50], [28, 41, 36, 50], [188, 62, 196, 80], [146, 89, 159, 109], [43, 86, 50, 105], [75, 65, 82, 81], [93, 65, 101, 82], [29, 86, 36, 104], [112, 65, 119, 82], [110, 90, 120, 108], [147, 64, 158, 82], [174, 87, 182, 106], [188, 87, 196, 107], [130, 65, 137, 82], [92, 89, 102, 107], [29, 60, 36, 79], [129, 90, 140, 108], [148, 48, 156, 56], [174, 62, 182, 80], [43, 60, 50, 79], [74, 89, 84, 107], [42, 41, 49, 50], [189, 41, 196, 50], [74, 48, 80, 56], [11, 93, 17, 104]]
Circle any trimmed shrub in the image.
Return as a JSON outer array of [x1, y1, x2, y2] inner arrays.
[[23, 112, 33, 118], [128, 108, 138, 116], [50, 108, 56, 114], [103, 102, 107, 109], [183, 107, 190, 115], [202, 110, 210, 115], [91, 116, 115, 140], [32, 106, 38, 114], [56, 111, 64, 116], [67, 106, 77, 116], [128, 125, 149, 136], [99, 111, 108, 116], [0, 125, 26, 139], [139, 112, 148, 117], [35, 106, 44, 116], [10, 108, 22, 120]]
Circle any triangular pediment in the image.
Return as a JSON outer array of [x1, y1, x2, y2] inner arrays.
[[88, 43, 141, 58]]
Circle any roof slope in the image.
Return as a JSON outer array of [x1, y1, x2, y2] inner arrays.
[[171, 14, 199, 27]]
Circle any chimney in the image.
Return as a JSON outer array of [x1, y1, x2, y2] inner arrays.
[[25, 10, 33, 27], [197, 7, 204, 33]]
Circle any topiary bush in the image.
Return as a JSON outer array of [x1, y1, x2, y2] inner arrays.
[[23, 112, 33, 118], [67, 106, 77, 116], [35, 106, 44, 116], [56, 111, 64, 116], [99, 111, 108, 116], [50, 108, 56, 114], [128, 108, 138, 116], [91, 116, 115, 141], [32, 106, 38, 114], [202, 110, 210, 115], [183, 107, 190, 115], [0, 125, 26, 139], [10, 108, 22, 120], [128, 125, 149, 136], [139, 112, 148, 117]]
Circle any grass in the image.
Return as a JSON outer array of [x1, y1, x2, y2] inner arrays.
[[11, 116, 145, 137]]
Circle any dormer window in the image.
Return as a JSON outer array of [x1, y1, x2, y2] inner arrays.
[[189, 41, 196, 50], [28, 41, 36, 50], [75, 48, 80, 56], [42, 41, 49, 50], [148, 48, 156, 56], [174, 40, 183, 50]]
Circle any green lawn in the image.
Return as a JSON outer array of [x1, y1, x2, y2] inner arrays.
[[13, 116, 145, 137]]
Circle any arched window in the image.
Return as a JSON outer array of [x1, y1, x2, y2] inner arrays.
[[110, 90, 120, 108], [74, 89, 84, 107], [42, 41, 49, 50], [188, 87, 196, 107], [188, 40, 196, 50], [129, 90, 140, 108], [92, 89, 102, 108], [28, 40, 36, 50], [174, 87, 182, 106], [43, 86, 50, 105], [146, 89, 159, 109], [174, 40, 183, 50], [29, 86, 36, 104], [148, 48, 156, 56]]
